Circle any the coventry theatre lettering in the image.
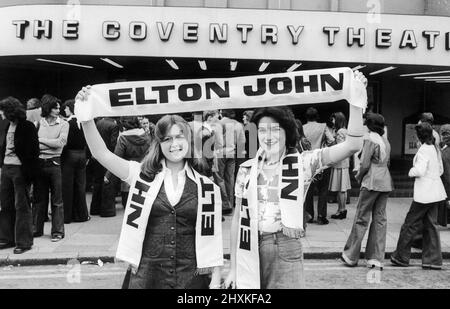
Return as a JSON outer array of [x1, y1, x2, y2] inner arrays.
[[11, 20, 450, 51]]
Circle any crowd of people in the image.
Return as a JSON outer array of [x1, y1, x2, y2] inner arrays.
[[0, 69, 448, 288]]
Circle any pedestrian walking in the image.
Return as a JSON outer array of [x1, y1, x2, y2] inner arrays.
[[391, 122, 446, 270], [224, 70, 368, 289], [76, 86, 223, 289], [341, 113, 393, 269], [0, 97, 39, 254]]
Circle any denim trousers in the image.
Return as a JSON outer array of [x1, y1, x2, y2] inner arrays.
[[392, 201, 443, 267], [33, 159, 65, 237], [217, 157, 235, 208], [62, 150, 89, 223], [259, 231, 305, 289], [0, 165, 33, 248], [343, 188, 389, 265]]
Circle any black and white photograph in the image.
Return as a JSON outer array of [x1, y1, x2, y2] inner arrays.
[[0, 0, 449, 292]]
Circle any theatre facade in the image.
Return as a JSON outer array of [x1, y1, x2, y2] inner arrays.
[[0, 0, 449, 159]]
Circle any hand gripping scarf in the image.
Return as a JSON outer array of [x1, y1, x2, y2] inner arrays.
[[236, 148, 304, 289], [116, 163, 223, 274]]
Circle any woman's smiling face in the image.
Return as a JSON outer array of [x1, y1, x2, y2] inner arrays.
[[257, 116, 286, 156], [160, 124, 189, 163]]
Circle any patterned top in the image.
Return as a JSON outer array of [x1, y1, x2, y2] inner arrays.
[[235, 149, 325, 233]]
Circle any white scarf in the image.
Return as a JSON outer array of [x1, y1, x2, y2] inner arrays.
[[235, 148, 304, 289], [116, 163, 223, 274]]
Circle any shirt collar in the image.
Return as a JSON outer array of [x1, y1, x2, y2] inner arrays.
[[42, 117, 61, 126], [66, 115, 76, 122], [161, 160, 195, 181]]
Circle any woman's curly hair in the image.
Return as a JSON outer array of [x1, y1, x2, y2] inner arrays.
[[251, 107, 300, 150], [0, 97, 26, 122]]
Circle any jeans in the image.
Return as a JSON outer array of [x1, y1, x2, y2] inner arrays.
[[217, 157, 235, 208], [305, 168, 330, 219], [33, 159, 65, 237], [259, 231, 305, 289], [392, 201, 443, 267], [342, 189, 389, 265], [0, 165, 33, 248], [62, 150, 89, 223]]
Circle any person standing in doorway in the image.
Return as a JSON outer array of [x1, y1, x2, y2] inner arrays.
[[219, 109, 246, 209], [33, 94, 68, 242], [61, 99, 89, 223], [303, 107, 335, 225], [329, 112, 351, 220], [90, 117, 119, 217], [0, 97, 39, 253]]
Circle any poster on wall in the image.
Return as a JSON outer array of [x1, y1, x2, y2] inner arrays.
[[404, 123, 441, 155]]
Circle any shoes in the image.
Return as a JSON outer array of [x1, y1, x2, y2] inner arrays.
[[331, 210, 347, 219], [340, 255, 357, 267], [367, 260, 383, 271], [390, 255, 409, 267], [33, 232, 43, 238], [317, 216, 329, 225], [307, 218, 315, 224], [13, 247, 31, 254], [0, 242, 14, 249], [51, 235, 64, 242]]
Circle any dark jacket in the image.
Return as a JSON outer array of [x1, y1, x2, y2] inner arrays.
[[96, 117, 119, 152], [63, 116, 86, 151], [105, 129, 151, 180], [0, 119, 40, 183]]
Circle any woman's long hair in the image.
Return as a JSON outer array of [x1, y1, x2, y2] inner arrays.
[[140, 115, 211, 180], [332, 112, 347, 130]]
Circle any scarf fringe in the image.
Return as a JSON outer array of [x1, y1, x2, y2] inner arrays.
[[281, 224, 305, 239], [195, 267, 215, 275]]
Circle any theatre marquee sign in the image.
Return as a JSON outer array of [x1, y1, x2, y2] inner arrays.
[[1, 5, 449, 66]]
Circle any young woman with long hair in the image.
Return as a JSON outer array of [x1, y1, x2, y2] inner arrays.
[[76, 88, 223, 289], [225, 71, 368, 289], [329, 112, 351, 219]]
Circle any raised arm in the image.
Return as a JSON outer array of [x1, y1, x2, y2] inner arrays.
[[76, 87, 130, 181], [322, 71, 366, 166]]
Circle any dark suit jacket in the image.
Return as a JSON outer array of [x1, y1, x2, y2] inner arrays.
[[96, 118, 119, 152], [0, 119, 40, 183]]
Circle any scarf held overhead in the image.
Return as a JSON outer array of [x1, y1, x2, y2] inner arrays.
[[115, 164, 223, 274], [236, 149, 304, 289], [74, 67, 366, 121]]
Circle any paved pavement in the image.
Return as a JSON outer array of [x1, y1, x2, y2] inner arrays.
[[0, 194, 449, 265], [2, 259, 449, 289]]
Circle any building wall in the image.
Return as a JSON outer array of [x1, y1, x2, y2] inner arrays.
[[381, 77, 424, 158], [1, 0, 449, 16]]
